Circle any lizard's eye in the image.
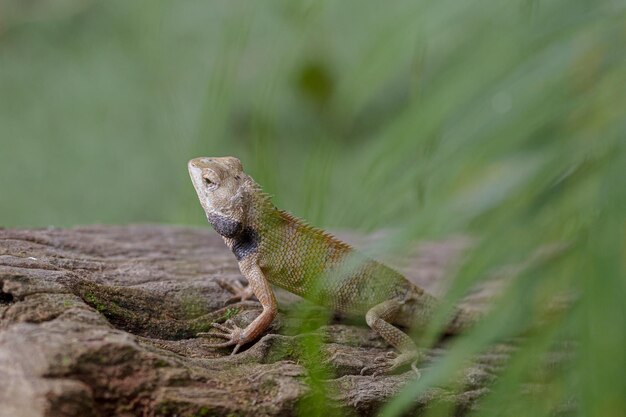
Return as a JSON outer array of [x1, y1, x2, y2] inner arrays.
[[203, 177, 217, 188]]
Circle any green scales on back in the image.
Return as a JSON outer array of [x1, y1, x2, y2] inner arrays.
[[252, 200, 414, 315]]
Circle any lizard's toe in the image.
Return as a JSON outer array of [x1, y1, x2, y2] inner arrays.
[[219, 279, 255, 303], [360, 351, 420, 376], [197, 321, 246, 354], [374, 351, 397, 363], [410, 360, 421, 379], [360, 363, 385, 376], [210, 322, 235, 333]]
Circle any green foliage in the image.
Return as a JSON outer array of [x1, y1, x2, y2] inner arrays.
[[1, 1, 624, 416], [224, 307, 241, 321]]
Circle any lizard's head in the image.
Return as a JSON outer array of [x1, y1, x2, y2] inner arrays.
[[188, 156, 247, 223]]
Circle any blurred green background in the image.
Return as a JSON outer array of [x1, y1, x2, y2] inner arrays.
[[1, 1, 624, 416]]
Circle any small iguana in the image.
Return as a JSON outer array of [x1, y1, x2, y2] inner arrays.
[[188, 156, 477, 375]]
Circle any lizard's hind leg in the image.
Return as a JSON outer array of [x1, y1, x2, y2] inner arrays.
[[360, 299, 421, 377], [218, 278, 255, 303]]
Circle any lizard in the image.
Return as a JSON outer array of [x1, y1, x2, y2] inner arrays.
[[188, 156, 478, 376]]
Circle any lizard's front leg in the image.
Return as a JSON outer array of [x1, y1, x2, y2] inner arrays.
[[360, 299, 421, 377], [199, 255, 277, 354]]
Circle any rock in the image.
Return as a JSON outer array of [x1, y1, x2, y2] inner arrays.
[[0, 225, 502, 417]]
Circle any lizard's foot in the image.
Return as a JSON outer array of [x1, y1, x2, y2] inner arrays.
[[197, 321, 248, 355], [360, 351, 421, 378], [219, 279, 255, 303]]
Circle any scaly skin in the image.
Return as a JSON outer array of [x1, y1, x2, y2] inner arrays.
[[188, 156, 475, 375]]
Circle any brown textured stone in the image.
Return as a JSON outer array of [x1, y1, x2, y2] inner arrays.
[[0, 225, 507, 417]]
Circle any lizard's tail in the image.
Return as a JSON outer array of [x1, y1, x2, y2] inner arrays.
[[445, 307, 482, 335]]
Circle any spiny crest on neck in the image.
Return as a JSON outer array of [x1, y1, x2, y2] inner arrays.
[[244, 173, 352, 251], [278, 210, 353, 251]]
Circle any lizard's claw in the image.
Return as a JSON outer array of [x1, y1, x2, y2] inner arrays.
[[197, 321, 247, 355], [360, 351, 421, 378], [219, 279, 255, 303]]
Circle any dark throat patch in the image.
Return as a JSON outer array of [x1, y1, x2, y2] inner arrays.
[[232, 227, 259, 261], [207, 213, 242, 238]]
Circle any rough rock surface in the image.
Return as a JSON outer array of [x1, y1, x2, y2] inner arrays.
[[0, 225, 504, 417]]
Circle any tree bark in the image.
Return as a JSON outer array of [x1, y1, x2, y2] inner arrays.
[[0, 225, 504, 417]]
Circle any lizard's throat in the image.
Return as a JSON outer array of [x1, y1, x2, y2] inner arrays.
[[206, 212, 243, 239]]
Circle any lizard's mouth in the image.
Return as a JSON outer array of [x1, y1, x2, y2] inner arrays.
[[187, 160, 206, 196]]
